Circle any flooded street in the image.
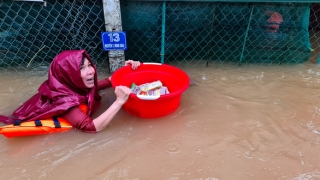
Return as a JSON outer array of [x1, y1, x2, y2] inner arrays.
[[0, 63, 320, 179]]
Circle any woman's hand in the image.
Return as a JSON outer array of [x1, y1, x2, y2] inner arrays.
[[125, 60, 141, 70], [93, 85, 132, 131], [114, 85, 132, 105]]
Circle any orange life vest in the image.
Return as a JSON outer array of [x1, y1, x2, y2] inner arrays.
[[0, 104, 88, 138]]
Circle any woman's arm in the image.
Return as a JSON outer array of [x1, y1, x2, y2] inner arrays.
[[97, 78, 112, 91], [62, 106, 97, 132], [93, 60, 139, 130], [93, 85, 132, 131]]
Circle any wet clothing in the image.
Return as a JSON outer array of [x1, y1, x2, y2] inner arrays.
[[62, 78, 111, 132], [0, 50, 110, 132]]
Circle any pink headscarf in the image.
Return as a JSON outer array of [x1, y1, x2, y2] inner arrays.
[[0, 50, 100, 124]]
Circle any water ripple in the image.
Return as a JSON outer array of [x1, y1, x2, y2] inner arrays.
[[273, 100, 297, 119], [164, 141, 181, 154]]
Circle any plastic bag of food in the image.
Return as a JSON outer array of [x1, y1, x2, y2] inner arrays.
[[130, 81, 169, 96]]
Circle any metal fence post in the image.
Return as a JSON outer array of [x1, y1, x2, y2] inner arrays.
[[160, 1, 166, 64], [102, 0, 125, 73]]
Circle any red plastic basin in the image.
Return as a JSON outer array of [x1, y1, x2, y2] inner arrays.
[[111, 63, 190, 118]]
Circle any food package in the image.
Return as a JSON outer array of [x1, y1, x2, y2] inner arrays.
[[140, 80, 162, 92], [130, 81, 169, 96]]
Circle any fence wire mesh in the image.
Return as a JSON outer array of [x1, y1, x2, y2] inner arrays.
[[1, 0, 320, 74], [0, 0, 108, 73]]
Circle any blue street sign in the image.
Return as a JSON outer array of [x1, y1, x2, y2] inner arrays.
[[101, 31, 127, 51]]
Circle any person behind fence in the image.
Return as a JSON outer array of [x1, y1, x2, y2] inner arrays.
[[0, 50, 141, 132]]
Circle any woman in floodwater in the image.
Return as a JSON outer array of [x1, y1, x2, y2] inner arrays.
[[0, 50, 140, 132]]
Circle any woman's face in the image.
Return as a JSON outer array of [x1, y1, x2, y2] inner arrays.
[[80, 57, 95, 88]]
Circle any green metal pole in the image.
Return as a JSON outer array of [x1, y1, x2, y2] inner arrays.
[[160, 1, 166, 64], [239, 5, 254, 65]]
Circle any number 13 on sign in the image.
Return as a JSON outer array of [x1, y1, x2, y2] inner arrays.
[[108, 33, 120, 42], [101, 32, 127, 51]]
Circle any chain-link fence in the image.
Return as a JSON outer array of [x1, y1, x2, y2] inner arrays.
[[1, 0, 320, 74], [0, 0, 108, 73], [122, 1, 315, 66]]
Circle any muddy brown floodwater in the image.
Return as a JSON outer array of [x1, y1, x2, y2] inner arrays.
[[0, 63, 320, 179]]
